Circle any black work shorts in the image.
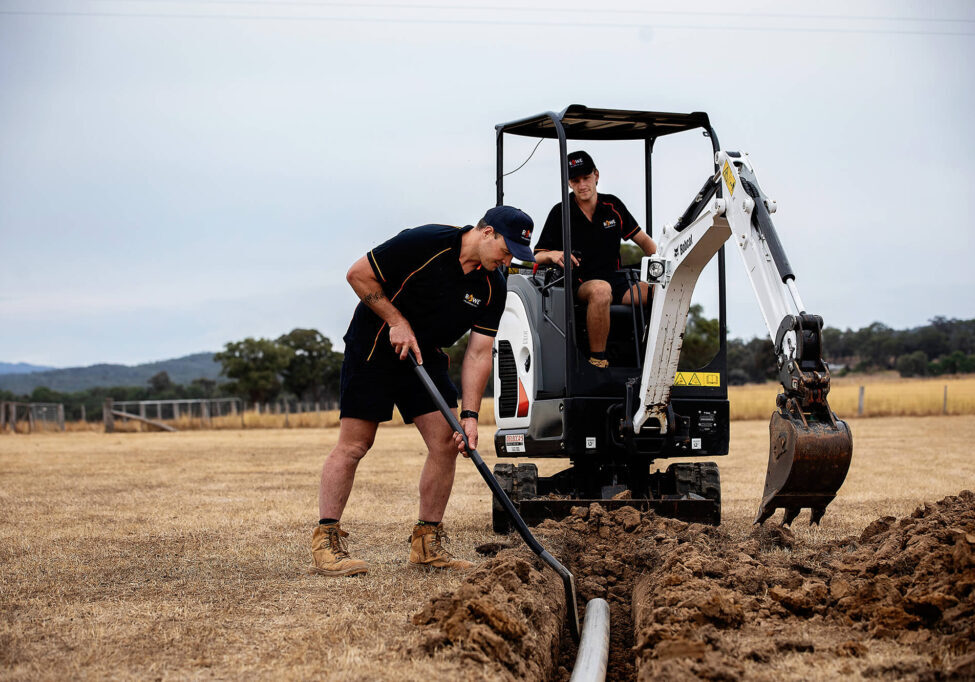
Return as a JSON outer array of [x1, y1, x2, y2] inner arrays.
[[577, 271, 645, 305], [338, 348, 458, 424]]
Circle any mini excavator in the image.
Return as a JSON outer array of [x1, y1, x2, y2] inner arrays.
[[490, 105, 852, 530]]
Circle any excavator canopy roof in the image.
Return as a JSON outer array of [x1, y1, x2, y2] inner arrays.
[[497, 104, 713, 142]]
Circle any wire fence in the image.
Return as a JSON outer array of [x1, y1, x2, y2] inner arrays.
[[1, 402, 66, 433]]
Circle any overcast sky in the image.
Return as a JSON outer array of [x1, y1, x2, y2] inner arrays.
[[2, 0, 973, 367]]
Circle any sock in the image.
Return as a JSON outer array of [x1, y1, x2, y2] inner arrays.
[[591, 350, 607, 360], [416, 519, 440, 526], [319, 518, 339, 525]]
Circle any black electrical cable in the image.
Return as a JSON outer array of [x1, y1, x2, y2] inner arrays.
[[502, 138, 544, 178]]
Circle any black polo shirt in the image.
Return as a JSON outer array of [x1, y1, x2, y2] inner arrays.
[[344, 224, 506, 364], [534, 193, 641, 281]]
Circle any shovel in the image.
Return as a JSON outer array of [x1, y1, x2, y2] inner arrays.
[[408, 351, 581, 641]]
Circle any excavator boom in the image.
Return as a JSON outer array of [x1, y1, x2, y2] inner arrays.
[[634, 151, 853, 525]]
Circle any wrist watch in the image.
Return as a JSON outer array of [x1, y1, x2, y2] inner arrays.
[[459, 410, 479, 420]]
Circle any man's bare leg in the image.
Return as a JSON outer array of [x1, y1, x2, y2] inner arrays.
[[412, 410, 460, 522], [319, 417, 379, 520], [621, 281, 651, 306], [408, 409, 473, 570], [577, 279, 613, 354]]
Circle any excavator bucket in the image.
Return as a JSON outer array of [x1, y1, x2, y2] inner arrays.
[[755, 409, 853, 525]]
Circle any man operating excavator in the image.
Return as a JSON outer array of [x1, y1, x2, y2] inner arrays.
[[533, 150, 657, 368]]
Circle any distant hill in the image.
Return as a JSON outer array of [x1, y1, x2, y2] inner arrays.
[[0, 362, 57, 375], [0, 353, 223, 394]]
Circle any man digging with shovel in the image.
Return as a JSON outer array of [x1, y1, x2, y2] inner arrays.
[[311, 207, 535, 577]]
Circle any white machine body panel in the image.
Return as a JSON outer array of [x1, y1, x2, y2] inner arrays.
[[493, 291, 535, 430]]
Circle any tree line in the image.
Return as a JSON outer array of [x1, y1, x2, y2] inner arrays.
[[0, 373, 225, 421], [722, 316, 975, 384]]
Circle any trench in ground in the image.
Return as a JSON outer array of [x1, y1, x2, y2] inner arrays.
[[411, 492, 975, 681]]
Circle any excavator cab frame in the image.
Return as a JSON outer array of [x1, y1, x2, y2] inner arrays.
[[492, 106, 733, 527]]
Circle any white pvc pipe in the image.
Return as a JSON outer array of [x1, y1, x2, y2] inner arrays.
[[569, 598, 610, 682]]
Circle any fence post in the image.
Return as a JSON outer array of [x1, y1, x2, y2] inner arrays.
[[239, 400, 245, 428], [80, 405, 87, 423], [10, 403, 18, 434], [104, 399, 115, 433], [284, 401, 290, 427], [57, 404, 65, 432], [28, 405, 35, 433], [943, 385, 948, 415], [202, 400, 211, 426], [857, 386, 865, 416], [0, 401, 6, 432]]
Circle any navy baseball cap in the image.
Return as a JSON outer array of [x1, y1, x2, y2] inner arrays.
[[482, 206, 535, 262], [567, 150, 596, 179]]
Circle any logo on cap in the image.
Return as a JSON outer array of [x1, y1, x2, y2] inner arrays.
[[521, 228, 532, 240]]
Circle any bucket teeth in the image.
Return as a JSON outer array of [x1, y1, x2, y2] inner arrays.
[[809, 506, 826, 526], [782, 507, 801, 526]]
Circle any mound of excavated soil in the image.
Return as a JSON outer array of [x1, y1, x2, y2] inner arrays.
[[411, 491, 975, 681], [411, 553, 566, 681], [630, 490, 975, 681]]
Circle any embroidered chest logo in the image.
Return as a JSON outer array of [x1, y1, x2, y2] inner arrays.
[[463, 293, 482, 308], [602, 219, 617, 230]]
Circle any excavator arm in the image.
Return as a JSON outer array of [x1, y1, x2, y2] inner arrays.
[[631, 151, 853, 525]]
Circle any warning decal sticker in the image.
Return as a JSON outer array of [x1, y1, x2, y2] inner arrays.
[[505, 434, 526, 453], [722, 161, 736, 196], [674, 371, 721, 387]]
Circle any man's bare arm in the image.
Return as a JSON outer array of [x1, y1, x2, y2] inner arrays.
[[346, 255, 421, 363], [632, 230, 658, 257], [453, 331, 495, 453], [534, 249, 580, 267]]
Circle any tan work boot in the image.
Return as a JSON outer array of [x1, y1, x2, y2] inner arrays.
[[310, 523, 368, 577], [588, 356, 609, 369], [409, 523, 474, 571]]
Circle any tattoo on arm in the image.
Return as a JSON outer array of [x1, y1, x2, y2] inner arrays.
[[363, 290, 386, 305]]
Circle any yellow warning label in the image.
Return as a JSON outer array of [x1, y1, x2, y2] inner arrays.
[[722, 161, 736, 196], [674, 371, 721, 387]]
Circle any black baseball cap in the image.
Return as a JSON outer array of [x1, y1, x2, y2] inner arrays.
[[567, 150, 596, 179], [482, 205, 535, 262]]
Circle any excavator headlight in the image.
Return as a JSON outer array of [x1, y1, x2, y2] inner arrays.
[[647, 260, 665, 280]]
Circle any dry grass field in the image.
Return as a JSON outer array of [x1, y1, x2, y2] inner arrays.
[[729, 374, 975, 421], [2, 416, 974, 679]]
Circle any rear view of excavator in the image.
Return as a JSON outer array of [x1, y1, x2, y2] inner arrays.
[[490, 105, 852, 529]]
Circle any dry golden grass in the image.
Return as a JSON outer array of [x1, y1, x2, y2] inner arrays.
[[1, 416, 974, 679], [729, 374, 975, 420]]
